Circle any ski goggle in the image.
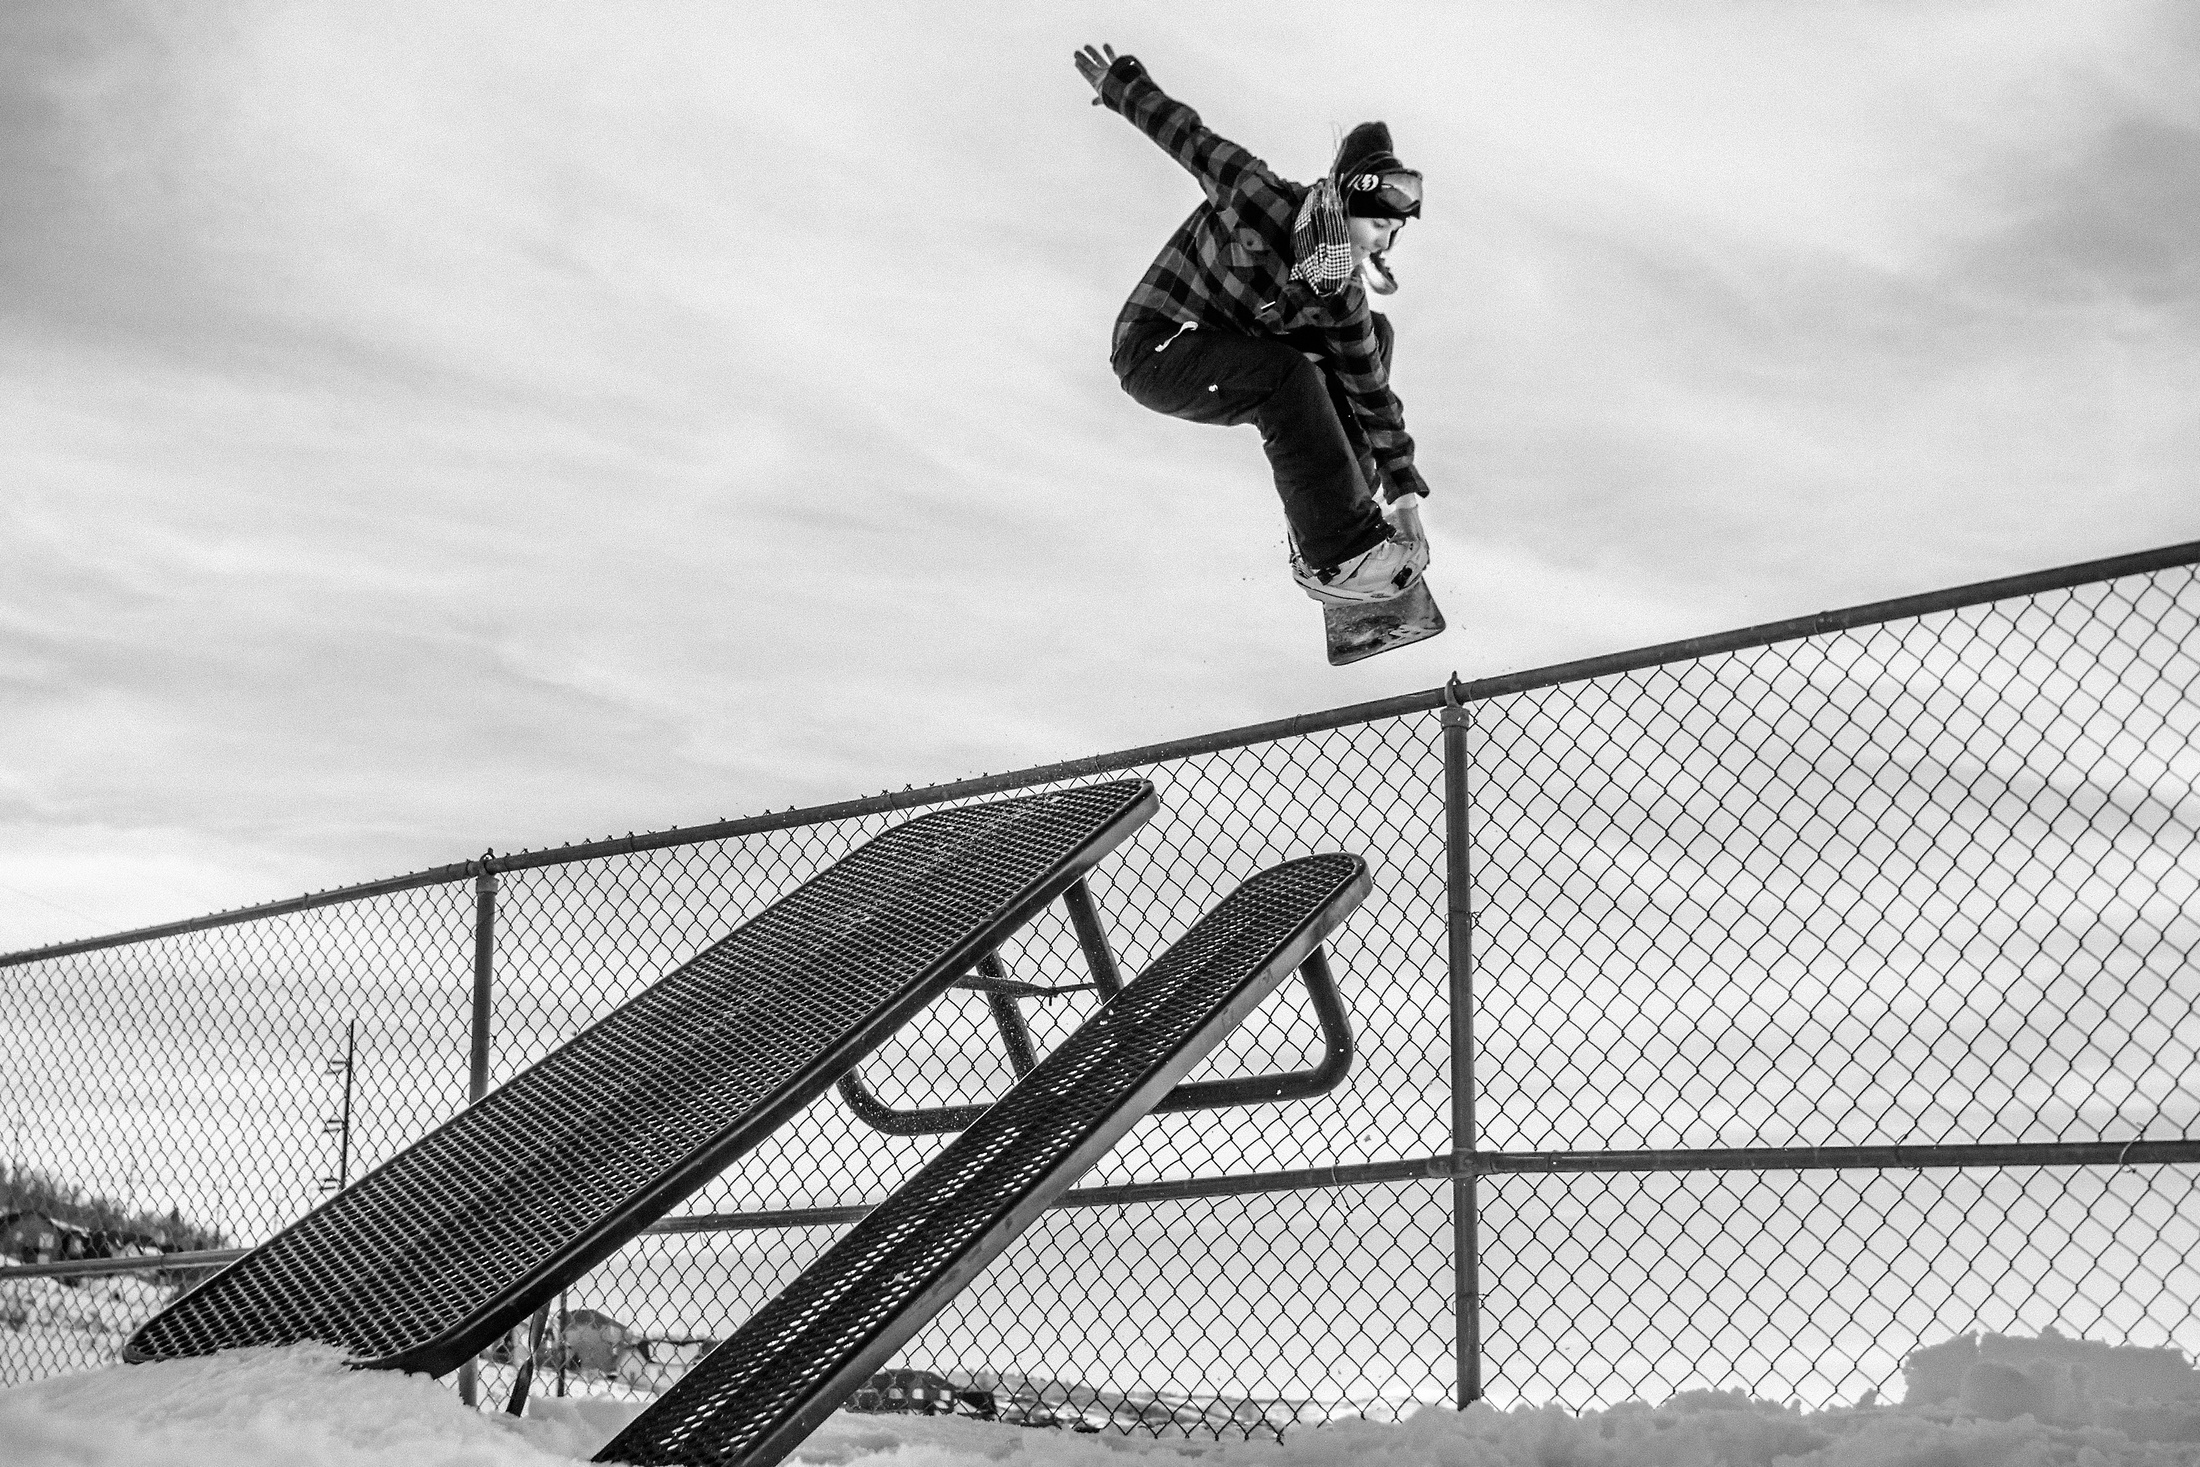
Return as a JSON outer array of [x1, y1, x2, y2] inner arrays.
[[1342, 169, 1423, 219]]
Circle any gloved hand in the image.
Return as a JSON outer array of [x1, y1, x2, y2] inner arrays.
[[1073, 44, 1141, 106]]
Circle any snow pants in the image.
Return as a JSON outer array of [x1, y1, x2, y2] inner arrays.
[[1111, 316, 1393, 571]]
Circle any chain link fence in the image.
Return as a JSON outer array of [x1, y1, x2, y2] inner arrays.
[[3, 542, 2195, 1438]]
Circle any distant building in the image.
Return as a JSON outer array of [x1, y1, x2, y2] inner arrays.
[[0, 1200, 197, 1265], [0, 1211, 63, 1263]]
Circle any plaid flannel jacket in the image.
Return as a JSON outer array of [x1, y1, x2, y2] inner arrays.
[[1100, 57, 1429, 501]]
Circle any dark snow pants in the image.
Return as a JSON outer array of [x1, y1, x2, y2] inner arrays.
[[1112, 316, 1392, 571]]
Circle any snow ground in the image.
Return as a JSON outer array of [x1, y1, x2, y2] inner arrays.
[[0, 1273, 171, 1384], [7, 1340, 2200, 1467]]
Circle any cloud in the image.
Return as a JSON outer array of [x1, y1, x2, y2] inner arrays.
[[1, 0, 2194, 950]]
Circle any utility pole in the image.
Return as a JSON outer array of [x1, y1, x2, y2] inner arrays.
[[319, 1020, 356, 1195]]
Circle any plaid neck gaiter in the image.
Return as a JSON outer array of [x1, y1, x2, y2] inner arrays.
[[1289, 179, 1355, 297]]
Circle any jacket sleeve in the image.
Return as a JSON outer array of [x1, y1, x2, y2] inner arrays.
[[1320, 293, 1429, 501], [1096, 56, 1286, 210]]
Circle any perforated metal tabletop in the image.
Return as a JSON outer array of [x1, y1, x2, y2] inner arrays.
[[125, 780, 1157, 1376]]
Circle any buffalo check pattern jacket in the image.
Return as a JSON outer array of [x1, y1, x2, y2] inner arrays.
[[1100, 56, 1429, 502]]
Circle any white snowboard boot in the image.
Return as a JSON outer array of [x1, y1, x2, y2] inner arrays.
[[1292, 497, 1429, 606]]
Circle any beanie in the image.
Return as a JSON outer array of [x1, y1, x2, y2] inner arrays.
[[1333, 121, 1405, 181], [1332, 121, 1420, 220]]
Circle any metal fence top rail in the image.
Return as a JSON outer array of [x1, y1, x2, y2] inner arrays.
[[6, 537, 2194, 971]]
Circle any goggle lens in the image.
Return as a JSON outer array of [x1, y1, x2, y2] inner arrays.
[[1344, 169, 1423, 218]]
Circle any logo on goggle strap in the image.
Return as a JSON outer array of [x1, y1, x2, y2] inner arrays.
[[1349, 174, 1382, 191]]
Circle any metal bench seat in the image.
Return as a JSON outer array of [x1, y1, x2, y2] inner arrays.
[[124, 780, 1159, 1377], [595, 852, 1372, 1467]]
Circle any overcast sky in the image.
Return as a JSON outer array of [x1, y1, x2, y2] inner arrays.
[[2, 0, 2195, 951]]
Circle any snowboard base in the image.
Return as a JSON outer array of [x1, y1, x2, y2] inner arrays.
[[1324, 579, 1446, 666]]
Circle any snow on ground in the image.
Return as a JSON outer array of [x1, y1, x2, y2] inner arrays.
[[0, 1273, 174, 1384], [0, 1343, 603, 1466], [7, 1337, 2200, 1467]]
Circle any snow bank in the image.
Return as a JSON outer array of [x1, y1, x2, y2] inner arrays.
[[1902, 1328, 2200, 1431], [10, 1340, 2200, 1467], [0, 1343, 615, 1465]]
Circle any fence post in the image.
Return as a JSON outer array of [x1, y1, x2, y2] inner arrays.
[[469, 870, 498, 1107], [458, 867, 499, 1408], [1441, 680, 1481, 1407]]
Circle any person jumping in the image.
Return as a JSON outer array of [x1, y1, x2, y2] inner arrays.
[[1074, 42, 1431, 606]]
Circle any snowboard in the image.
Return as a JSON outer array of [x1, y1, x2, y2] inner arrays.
[[1324, 578, 1446, 665], [1320, 495, 1445, 666]]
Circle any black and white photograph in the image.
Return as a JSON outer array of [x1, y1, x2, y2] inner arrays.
[[2, 4, 2196, 1465]]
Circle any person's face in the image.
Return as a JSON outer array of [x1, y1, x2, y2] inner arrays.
[[1348, 216, 1404, 263]]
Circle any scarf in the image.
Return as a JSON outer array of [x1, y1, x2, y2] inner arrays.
[[1288, 178, 1356, 297]]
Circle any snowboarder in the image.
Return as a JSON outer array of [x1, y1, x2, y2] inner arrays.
[[1074, 42, 1436, 624]]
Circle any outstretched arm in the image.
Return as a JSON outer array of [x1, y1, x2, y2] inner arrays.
[[1071, 43, 1284, 208]]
